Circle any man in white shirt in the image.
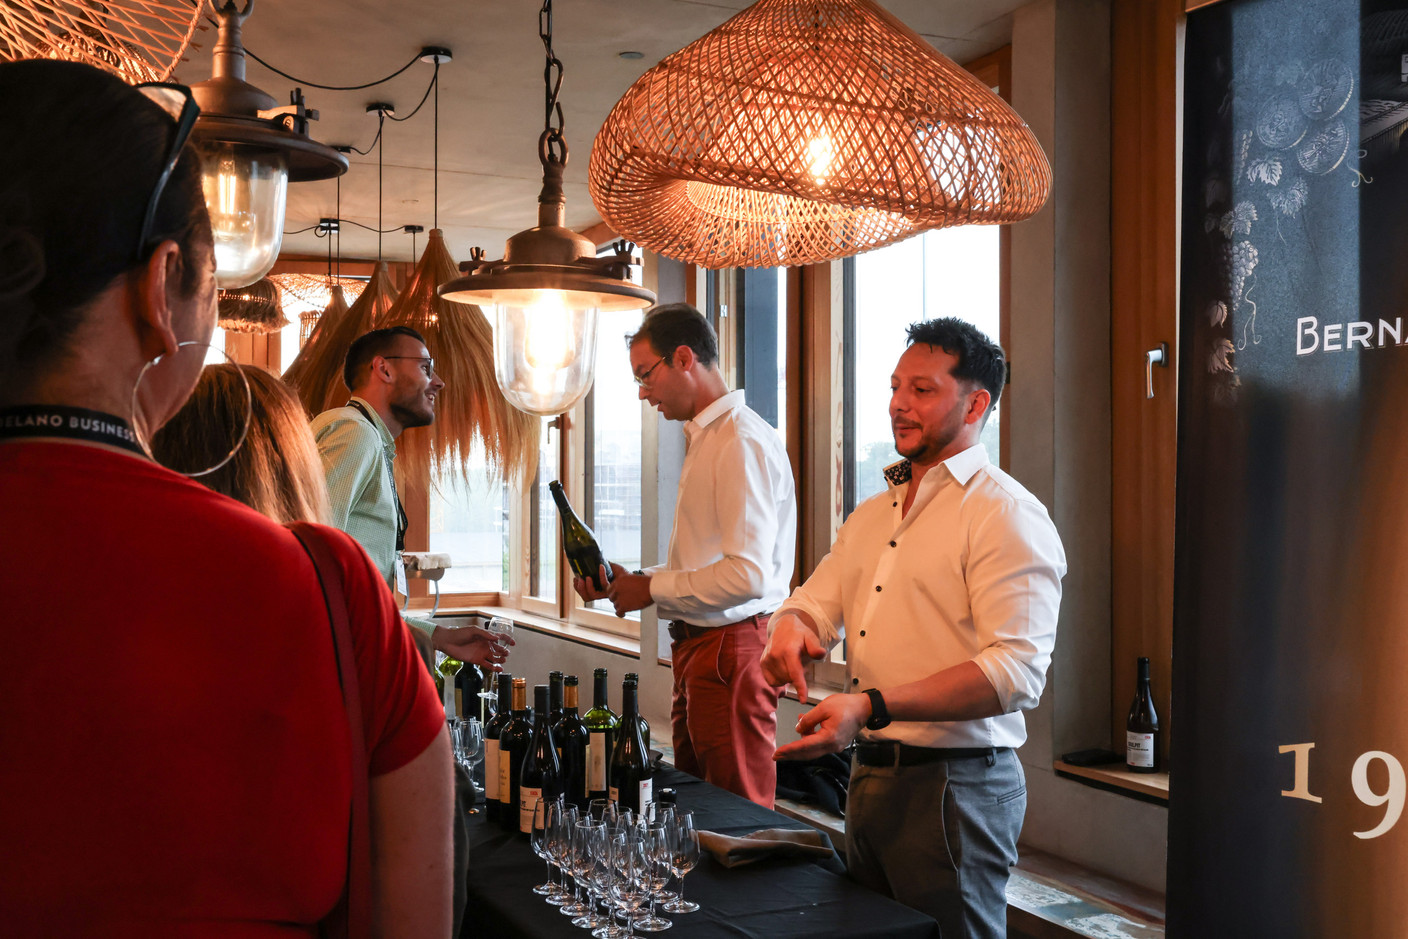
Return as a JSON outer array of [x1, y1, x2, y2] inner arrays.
[[574, 302, 797, 808], [761, 317, 1065, 937]]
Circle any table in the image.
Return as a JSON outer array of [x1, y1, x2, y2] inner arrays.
[[463, 766, 940, 939]]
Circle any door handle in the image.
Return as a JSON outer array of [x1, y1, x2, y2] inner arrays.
[[1146, 343, 1169, 399]]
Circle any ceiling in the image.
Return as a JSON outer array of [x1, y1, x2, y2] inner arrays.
[[172, 0, 1026, 266]]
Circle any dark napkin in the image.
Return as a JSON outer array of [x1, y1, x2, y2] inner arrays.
[[697, 827, 835, 868]]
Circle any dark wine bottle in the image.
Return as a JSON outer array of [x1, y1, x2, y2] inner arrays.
[[519, 684, 562, 835], [482, 674, 514, 823], [499, 677, 534, 831], [623, 672, 650, 748], [548, 480, 614, 592], [554, 675, 589, 809], [583, 668, 620, 803], [1126, 657, 1160, 774], [548, 670, 565, 731], [610, 678, 652, 816]]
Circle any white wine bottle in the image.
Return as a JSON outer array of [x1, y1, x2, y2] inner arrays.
[[1125, 657, 1160, 774], [583, 667, 619, 804], [548, 480, 614, 592]]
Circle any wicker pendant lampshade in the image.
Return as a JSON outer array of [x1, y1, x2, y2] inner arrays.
[[267, 273, 369, 345], [0, 0, 200, 81], [284, 261, 399, 418], [589, 0, 1052, 269], [385, 230, 538, 485], [217, 276, 289, 334]]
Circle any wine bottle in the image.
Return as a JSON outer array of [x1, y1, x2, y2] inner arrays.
[[548, 670, 565, 731], [519, 684, 561, 835], [548, 480, 614, 592], [623, 672, 651, 748], [482, 674, 513, 823], [583, 667, 620, 803], [610, 678, 652, 816], [554, 675, 589, 809], [499, 677, 534, 831], [1126, 657, 1160, 774]]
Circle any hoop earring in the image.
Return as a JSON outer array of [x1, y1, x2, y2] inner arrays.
[[130, 340, 253, 478]]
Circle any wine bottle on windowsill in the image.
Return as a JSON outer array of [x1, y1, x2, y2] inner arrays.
[[1125, 657, 1160, 774]]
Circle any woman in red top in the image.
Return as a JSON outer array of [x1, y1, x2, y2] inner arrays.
[[0, 60, 453, 935]]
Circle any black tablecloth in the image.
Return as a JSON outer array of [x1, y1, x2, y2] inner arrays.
[[463, 766, 939, 939]]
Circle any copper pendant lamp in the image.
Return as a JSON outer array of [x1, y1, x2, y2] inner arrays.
[[0, 0, 200, 81], [588, 0, 1052, 269]]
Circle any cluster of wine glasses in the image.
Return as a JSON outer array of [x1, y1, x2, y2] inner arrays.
[[532, 796, 701, 936], [447, 718, 483, 778]]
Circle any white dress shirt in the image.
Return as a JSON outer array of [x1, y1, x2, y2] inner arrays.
[[774, 444, 1066, 749], [650, 389, 798, 627]]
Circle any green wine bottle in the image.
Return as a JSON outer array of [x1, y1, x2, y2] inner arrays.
[[548, 480, 614, 592], [583, 667, 620, 803]]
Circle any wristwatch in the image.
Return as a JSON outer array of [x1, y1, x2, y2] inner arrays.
[[862, 688, 891, 730]]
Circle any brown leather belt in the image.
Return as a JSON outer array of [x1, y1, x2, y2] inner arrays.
[[667, 612, 769, 643]]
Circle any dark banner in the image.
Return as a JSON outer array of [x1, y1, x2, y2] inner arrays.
[[1172, 1, 1408, 934]]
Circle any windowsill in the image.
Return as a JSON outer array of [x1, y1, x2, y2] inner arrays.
[[425, 604, 641, 659], [1052, 760, 1169, 805]]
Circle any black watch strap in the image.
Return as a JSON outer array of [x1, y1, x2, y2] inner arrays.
[[863, 688, 890, 730]]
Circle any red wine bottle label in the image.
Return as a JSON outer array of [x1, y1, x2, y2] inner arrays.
[[1126, 732, 1155, 768], [520, 787, 543, 833], [609, 785, 619, 804], [638, 778, 653, 813]]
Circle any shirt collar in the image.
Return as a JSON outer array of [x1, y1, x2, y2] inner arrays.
[[684, 388, 746, 443], [882, 443, 990, 490], [348, 395, 396, 451]]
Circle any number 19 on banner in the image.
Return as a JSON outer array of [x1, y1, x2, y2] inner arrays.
[[1280, 743, 1407, 839]]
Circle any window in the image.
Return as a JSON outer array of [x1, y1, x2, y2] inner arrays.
[[428, 446, 509, 594], [528, 418, 559, 606], [843, 225, 1003, 514]]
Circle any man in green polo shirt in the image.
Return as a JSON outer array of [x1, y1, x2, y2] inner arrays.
[[311, 325, 507, 669]]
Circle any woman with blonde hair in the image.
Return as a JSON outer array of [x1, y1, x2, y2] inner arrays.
[[153, 363, 331, 524]]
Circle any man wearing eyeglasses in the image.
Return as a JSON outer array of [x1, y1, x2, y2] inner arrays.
[[574, 302, 797, 809], [312, 326, 507, 669]]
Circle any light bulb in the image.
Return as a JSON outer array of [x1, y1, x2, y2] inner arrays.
[[523, 292, 574, 370], [200, 142, 289, 289], [807, 133, 836, 182]]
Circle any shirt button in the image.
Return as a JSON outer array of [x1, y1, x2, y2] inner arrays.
[[852, 678, 860, 686]]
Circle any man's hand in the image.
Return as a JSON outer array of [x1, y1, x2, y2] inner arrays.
[[605, 568, 653, 618], [431, 625, 513, 671], [760, 612, 827, 702], [572, 563, 624, 604], [773, 693, 872, 762]]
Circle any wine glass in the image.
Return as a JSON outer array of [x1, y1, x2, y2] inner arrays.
[[530, 796, 564, 896], [570, 819, 610, 932], [547, 801, 578, 905], [589, 798, 618, 825], [609, 832, 650, 939], [662, 810, 701, 914], [632, 822, 673, 932]]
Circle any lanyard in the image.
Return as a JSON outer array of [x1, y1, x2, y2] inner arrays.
[[347, 400, 408, 553], [0, 404, 145, 456]]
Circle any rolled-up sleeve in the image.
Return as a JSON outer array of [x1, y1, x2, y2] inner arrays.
[[966, 497, 1066, 713]]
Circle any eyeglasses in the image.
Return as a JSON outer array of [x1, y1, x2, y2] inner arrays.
[[383, 355, 438, 378], [133, 82, 200, 266], [633, 356, 667, 387]]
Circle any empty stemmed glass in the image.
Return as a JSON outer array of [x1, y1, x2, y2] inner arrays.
[[530, 797, 569, 897], [632, 822, 673, 932], [609, 831, 651, 939], [662, 810, 701, 914], [570, 819, 611, 933]]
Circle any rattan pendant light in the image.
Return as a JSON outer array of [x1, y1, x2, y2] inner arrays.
[[383, 230, 539, 485], [217, 276, 288, 333], [589, 0, 1052, 269], [0, 0, 200, 81], [284, 262, 399, 417]]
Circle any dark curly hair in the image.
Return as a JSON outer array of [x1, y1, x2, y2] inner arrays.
[[906, 317, 1007, 411]]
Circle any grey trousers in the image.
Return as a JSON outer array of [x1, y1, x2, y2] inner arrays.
[[846, 748, 1026, 938]]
